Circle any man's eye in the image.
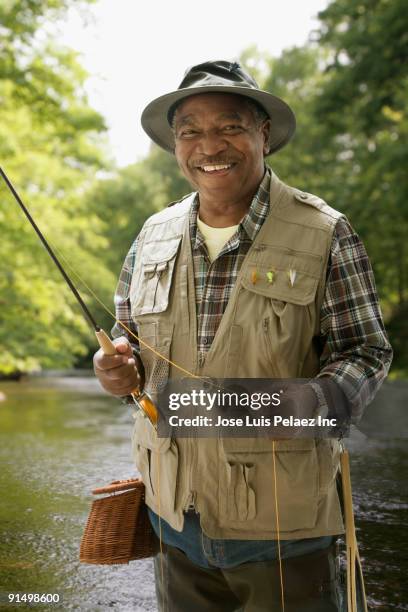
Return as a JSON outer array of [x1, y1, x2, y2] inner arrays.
[[222, 125, 244, 133], [178, 129, 198, 138]]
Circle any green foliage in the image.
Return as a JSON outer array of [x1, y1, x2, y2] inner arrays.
[[316, 0, 407, 136], [0, 0, 110, 375], [1, 0, 406, 375], [313, 0, 408, 306], [315, 0, 408, 368]]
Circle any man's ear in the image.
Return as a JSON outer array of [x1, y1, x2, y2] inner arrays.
[[262, 119, 271, 155]]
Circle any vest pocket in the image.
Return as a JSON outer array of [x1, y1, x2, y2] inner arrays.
[[219, 438, 319, 533], [131, 409, 179, 512], [131, 237, 181, 316], [239, 262, 320, 377], [226, 461, 256, 521], [241, 260, 319, 306]]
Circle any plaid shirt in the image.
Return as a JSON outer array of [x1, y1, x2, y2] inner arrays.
[[192, 170, 270, 355], [112, 168, 392, 418]]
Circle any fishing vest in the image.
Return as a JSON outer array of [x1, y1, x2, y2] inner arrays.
[[129, 170, 345, 540]]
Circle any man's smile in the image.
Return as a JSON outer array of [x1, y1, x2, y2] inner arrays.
[[194, 162, 237, 175]]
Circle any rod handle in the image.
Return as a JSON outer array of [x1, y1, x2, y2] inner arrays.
[[95, 328, 117, 356]]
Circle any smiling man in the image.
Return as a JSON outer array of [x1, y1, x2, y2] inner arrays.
[[172, 93, 269, 227], [93, 61, 392, 611]]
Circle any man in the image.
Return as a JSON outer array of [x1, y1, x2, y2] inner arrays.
[[94, 61, 392, 611]]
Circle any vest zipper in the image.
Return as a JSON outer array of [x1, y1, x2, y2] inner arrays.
[[183, 437, 197, 511], [262, 317, 277, 372], [184, 490, 196, 511], [183, 440, 196, 512]]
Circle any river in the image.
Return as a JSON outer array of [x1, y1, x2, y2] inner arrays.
[[0, 376, 407, 611]]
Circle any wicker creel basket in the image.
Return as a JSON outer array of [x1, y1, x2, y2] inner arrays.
[[79, 478, 158, 564]]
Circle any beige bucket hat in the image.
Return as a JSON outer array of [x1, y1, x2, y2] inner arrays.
[[141, 60, 296, 155]]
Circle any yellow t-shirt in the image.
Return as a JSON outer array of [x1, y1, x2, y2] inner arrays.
[[197, 217, 239, 263]]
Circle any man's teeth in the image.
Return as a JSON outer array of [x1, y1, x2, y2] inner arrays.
[[201, 164, 232, 172]]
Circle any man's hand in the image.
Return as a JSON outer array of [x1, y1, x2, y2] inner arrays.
[[93, 336, 144, 397], [279, 384, 318, 418], [274, 383, 319, 438]]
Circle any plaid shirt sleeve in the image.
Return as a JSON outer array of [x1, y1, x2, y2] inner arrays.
[[111, 237, 140, 351], [317, 217, 393, 422]]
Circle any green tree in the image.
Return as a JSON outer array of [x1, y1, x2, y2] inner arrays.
[[0, 0, 111, 376], [315, 0, 408, 371]]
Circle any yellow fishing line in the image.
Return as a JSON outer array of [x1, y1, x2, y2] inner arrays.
[[157, 452, 166, 612], [272, 440, 285, 612]]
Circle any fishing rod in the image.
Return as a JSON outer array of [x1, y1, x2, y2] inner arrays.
[[0, 166, 158, 425]]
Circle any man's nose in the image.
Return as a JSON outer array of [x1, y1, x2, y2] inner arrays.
[[197, 130, 228, 156]]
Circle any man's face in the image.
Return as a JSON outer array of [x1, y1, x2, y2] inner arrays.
[[173, 93, 270, 203]]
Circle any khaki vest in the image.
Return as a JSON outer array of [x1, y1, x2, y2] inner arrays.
[[129, 170, 345, 539]]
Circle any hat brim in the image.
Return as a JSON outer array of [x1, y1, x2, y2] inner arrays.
[[141, 85, 296, 155]]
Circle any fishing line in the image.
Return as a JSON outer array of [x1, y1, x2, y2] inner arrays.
[[156, 453, 166, 612], [272, 440, 285, 611]]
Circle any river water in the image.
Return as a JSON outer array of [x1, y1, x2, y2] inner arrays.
[[0, 377, 406, 611]]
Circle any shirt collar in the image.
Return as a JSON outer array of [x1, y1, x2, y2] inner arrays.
[[240, 167, 270, 241]]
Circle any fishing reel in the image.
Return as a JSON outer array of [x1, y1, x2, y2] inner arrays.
[[130, 390, 158, 427]]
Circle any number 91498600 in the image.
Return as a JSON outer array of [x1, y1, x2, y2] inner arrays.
[[2, 593, 61, 605]]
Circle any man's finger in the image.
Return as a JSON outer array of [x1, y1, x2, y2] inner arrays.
[[114, 342, 131, 354], [112, 336, 132, 351], [94, 352, 129, 371], [105, 370, 142, 394], [105, 362, 138, 381]]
